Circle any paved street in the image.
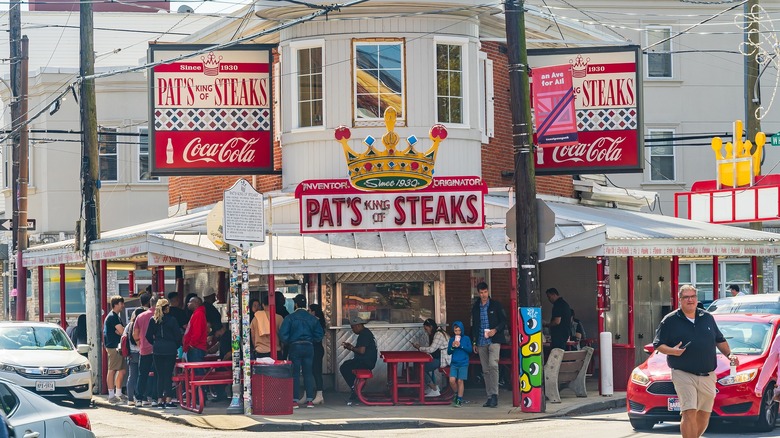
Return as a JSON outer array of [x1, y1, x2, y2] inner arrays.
[[87, 406, 779, 438]]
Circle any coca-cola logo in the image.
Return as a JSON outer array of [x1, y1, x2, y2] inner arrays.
[[546, 136, 625, 164], [182, 137, 258, 164]]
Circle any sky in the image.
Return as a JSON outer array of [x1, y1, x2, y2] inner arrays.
[[1, 0, 253, 14]]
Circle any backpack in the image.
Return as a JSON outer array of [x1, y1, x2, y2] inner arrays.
[[119, 332, 130, 358]]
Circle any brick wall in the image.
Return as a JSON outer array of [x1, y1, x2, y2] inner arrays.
[[481, 41, 574, 198], [444, 268, 513, 334]]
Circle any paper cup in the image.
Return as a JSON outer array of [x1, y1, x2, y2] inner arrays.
[[484, 329, 490, 338]]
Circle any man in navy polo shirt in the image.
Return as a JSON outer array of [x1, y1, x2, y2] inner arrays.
[[653, 284, 738, 438]]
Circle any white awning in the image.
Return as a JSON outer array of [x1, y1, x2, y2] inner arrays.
[[23, 198, 780, 269]]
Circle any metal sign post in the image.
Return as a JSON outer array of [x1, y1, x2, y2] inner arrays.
[[221, 179, 265, 415]]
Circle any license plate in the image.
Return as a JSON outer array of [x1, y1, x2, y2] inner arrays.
[[667, 397, 680, 412], [35, 381, 55, 392]]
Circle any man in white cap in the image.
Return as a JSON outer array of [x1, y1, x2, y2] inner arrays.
[[339, 316, 377, 405]]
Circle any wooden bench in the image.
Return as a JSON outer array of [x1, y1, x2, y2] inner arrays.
[[543, 346, 594, 403]]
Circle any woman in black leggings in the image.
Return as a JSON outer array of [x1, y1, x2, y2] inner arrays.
[[145, 299, 182, 408], [308, 303, 326, 404]]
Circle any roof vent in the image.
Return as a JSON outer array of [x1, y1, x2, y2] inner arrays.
[[177, 5, 194, 13]]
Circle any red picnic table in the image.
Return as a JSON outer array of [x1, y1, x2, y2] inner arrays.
[[174, 360, 233, 413], [354, 350, 453, 406]]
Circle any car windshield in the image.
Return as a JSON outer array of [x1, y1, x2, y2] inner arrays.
[[718, 320, 774, 355], [0, 326, 73, 350], [708, 299, 780, 315]]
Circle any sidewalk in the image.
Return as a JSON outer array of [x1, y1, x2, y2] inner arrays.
[[94, 381, 627, 432]]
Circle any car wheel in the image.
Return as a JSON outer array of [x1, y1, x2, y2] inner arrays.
[[754, 384, 778, 432], [629, 418, 656, 431], [72, 398, 92, 409]]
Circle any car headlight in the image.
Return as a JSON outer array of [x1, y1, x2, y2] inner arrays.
[[631, 368, 650, 386], [717, 369, 758, 386], [0, 363, 17, 373], [68, 363, 90, 374]]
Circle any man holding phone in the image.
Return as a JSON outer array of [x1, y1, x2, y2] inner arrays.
[[653, 285, 738, 438]]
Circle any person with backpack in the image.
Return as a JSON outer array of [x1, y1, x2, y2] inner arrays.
[[145, 298, 183, 409], [122, 307, 144, 406], [412, 318, 450, 397]]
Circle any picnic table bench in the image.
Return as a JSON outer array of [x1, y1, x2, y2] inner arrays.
[[543, 346, 594, 403]]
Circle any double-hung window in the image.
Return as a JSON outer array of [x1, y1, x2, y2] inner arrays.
[[353, 39, 405, 124], [137, 127, 158, 182], [292, 41, 324, 129], [436, 41, 464, 124], [647, 129, 675, 182], [646, 26, 672, 78]]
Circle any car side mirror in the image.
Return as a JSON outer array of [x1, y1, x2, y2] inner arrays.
[[77, 344, 91, 355], [643, 343, 655, 354]]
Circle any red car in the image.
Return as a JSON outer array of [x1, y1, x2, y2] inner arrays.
[[627, 313, 780, 432]]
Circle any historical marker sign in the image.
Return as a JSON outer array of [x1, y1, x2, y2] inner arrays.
[[223, 179, 264, 246]]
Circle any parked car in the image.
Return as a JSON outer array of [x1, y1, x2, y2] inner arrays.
[[0, 322, 92, 407], [627, 313, 780, 432], [0, 377, 93, 437], [707, 293, 780, 314]]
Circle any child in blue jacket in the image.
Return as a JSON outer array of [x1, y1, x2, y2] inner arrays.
[[447, 320, 472, 407]]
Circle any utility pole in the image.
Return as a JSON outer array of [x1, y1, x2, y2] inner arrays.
[[9, 0, 29, 321], [745, 0, 763, 294], [505, 0, 540, 308], [14, 36, 28, 322], [80, 0, 102, 393]]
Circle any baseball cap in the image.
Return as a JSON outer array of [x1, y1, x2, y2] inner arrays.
[[349, 316, 367, 325]]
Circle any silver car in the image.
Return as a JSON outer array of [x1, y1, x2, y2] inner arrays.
[[707, 293, 780, 315], [0, 322, 92, 407], [0, 377, 94, 437]]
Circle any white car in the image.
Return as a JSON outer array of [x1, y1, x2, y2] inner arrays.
[[0, 377, 95, 437], [0, 322, 92, 408]]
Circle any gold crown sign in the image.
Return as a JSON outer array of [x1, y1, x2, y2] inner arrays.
[[334, 107, 447, 191], [711, 120, 766, 188]]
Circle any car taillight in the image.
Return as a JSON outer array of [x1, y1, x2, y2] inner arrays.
[[69, 412, 91, 431]]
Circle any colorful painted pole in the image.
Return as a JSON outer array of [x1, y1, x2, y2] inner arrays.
[[241, 246, 252, 415], [226, 247, 242, 414]]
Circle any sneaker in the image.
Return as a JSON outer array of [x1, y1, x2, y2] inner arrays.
[[306, 401, 314, 408], [424, 387, 440, 397], [118, 394, 128, 402], [108, 396, 121, 404], [142, 400, 152, 407], [454, 398, 462, 408], [166, 402, 178, 408], [292, 401, 299, 409], [151, 401, 160, 408], [134, 400, 142, 408]]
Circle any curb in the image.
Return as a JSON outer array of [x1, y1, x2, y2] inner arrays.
[[94, 395, 627, 431]]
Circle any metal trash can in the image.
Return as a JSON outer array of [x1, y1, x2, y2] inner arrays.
[[251, 361, 293, 415]]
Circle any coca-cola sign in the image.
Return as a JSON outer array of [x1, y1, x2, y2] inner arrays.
[[529, 46, 643, 175], [148, 44, 276, 176]]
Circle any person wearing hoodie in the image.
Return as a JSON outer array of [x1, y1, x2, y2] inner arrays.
[[447, 321, 472, 407]]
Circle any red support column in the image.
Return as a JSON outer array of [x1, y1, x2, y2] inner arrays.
[[712, 256, 720, 300], [128, 270, 135, 297], [100, 260, 108, 395], [627, 257, 635, 348], [751, 256, 759, 294], [157, 268, 166, 296], [59, 264, 66, 329], [268, 275, 277, 360], [37, 266, 43, 322], [671, 256, 680, 309], [509, 267, 519, 408], [596, 256, 606, 333]]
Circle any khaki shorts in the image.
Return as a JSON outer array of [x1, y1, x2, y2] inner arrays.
[[106, 348, 126, 371], [671, 368, 716, 413]]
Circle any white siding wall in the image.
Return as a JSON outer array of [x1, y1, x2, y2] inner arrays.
[[279, 16, 485, 190]]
